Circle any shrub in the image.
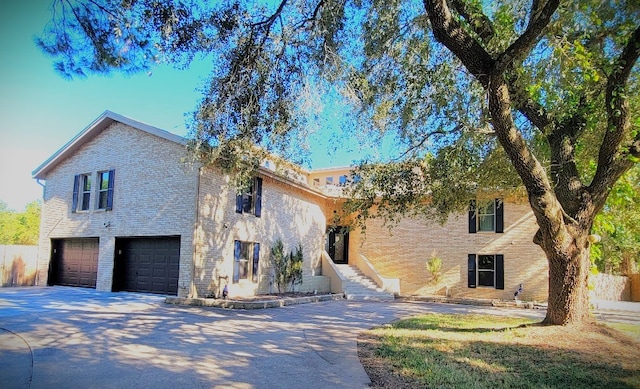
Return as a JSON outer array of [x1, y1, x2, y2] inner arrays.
[[426, 255, 442, 284], [270, 239, 304, 294], [270, 239, 287, 293]]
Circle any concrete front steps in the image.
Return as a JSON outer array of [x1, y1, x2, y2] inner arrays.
[[335, 264, 395, 302]]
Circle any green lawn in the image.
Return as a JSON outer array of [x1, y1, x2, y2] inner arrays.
[[358, 314, 640, 388]]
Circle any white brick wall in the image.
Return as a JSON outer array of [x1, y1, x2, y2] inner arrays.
[[345, 202, 549, 301], [37, 122, 199, 296], [193, 168, 329, 297]]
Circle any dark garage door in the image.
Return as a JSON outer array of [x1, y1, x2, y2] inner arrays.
[[113, 237, 180, 295], [49, 238, 99, 288]]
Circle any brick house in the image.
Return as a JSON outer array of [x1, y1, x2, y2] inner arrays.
[[33, 111, 549, 301]]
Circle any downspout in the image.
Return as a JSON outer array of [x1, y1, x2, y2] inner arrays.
[[35, 178, 45, 286]]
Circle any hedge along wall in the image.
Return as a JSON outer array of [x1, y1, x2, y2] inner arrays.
[[0, 245, 38, 287], [591, 273, 631, 301]]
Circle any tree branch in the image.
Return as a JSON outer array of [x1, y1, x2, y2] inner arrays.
[[393, 128, 450, 161], [251, 0, 288, 29], [86, 0, 119, 19], [591, 25, 640, 207], [423, 0, 494, 88], [495, 0, 560, 73], [505, 71, 552, 130], [546, 96, 590, 212], [448, 0, 494, 44]]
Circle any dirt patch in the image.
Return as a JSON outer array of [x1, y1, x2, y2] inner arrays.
[[358, 332, 418, 388], [358, 319, 640, 388]]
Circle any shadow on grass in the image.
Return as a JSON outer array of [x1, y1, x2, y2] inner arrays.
[[360, 316, 640, 389]]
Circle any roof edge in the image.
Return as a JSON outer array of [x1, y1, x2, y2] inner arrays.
[[32, 110, 187, 179]]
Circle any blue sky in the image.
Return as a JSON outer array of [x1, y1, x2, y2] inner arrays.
[[0, 1, 365, 211]]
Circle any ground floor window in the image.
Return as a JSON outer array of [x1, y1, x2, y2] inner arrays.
[[233, 240, 260, 283], [468, 254, 504, 289]]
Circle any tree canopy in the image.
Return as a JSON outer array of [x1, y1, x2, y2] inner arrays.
[[591, 165, 640, 275], [38, 0, 639, 325], [0, 200, 41, 246]]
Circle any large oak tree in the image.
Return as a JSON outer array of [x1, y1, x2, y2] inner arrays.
[[38, 0, 639, 325]]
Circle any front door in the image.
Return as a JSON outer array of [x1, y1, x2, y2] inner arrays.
[[326, 227, 349, 264]]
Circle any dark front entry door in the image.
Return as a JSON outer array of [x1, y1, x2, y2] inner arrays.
[[326, 227, 349, 264]]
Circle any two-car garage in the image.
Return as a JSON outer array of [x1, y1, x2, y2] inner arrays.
[[48, 236, 180, 295]]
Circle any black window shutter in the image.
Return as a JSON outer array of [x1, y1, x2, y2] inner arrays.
[[467, 254, 477, 288], [495, 254, 505, 289], [252, 243, 260, 283], [106, 169, 115, 211], [468, 200, 477, 233], [495, 199, 504, 233], [254, 177, 262, 217], [233, 240, 241, 283], [72, 175, 80, 213]]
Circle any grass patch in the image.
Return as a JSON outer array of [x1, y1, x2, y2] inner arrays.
[[358, 314, 640, 388], [606, 322, 640, 339]]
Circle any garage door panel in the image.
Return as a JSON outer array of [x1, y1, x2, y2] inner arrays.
[[114, 237, 180, 295], [152, 268, 166, 277]]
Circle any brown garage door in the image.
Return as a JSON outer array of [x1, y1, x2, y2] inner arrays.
[[49, 238, 99, 288], [113, 237, 180, 295]]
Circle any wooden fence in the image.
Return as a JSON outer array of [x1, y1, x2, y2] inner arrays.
[[631, 274, 640, 302], [0, 245, 38, 287]]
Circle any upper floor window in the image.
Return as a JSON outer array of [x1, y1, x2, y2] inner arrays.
[[477, 201, 495, 231], [233, 240, 260, 283], [235, 177, 262, 217], [80, 174, 91, 211], [326, 176, 334, 185], [469, 199, 503, 233], [72, 169, 115, 213], [72, 173, 91, 212], [97, 170, 115, 210], [339, 175, 348, 186]]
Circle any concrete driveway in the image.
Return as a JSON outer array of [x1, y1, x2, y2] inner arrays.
[[0, 287, 631, 389]]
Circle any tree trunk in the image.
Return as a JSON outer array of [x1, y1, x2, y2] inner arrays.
[[541, 232, 592, 325]]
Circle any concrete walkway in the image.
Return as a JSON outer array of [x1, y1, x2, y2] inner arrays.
[[0, 287, 635, 388]]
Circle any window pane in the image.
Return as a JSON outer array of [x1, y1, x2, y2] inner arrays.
[[240, 242, 250, 261], [81, 193, 91, 210], [242, 193, 253, 213], [478, 215, 495, 231], [480, 201, 495, 215], [83, 175, 91, 191], [478, 255, 495, 270], [478, 270, 494, 287], [100, 172, 109, 190], [477, 201, 495, 231], [238, 260, 248, 279], [98, 191, 108, 209]]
